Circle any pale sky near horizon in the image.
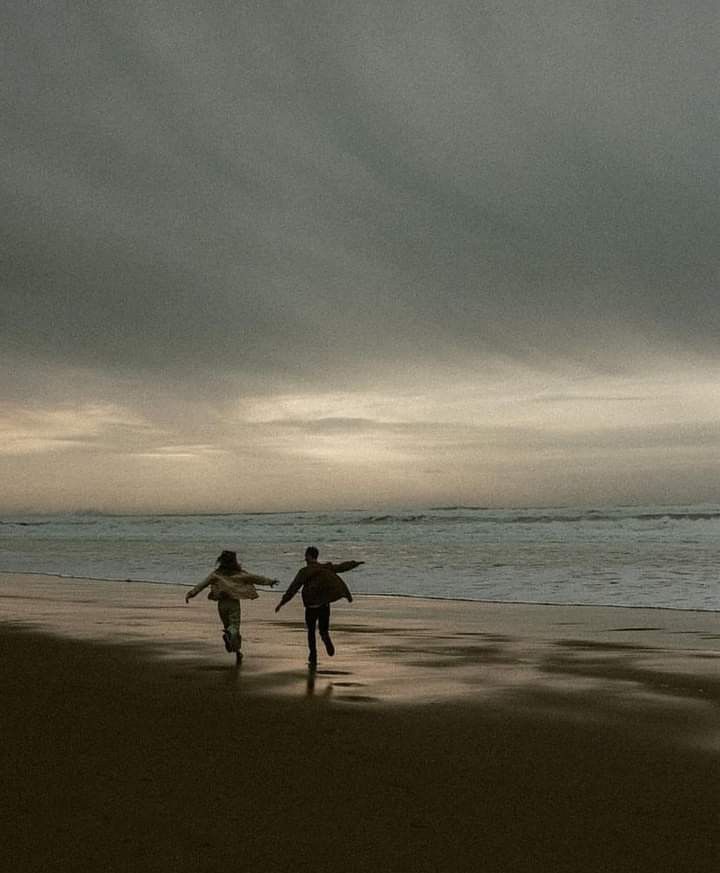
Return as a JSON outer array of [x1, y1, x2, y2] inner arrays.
[[2, 2, 720, 513]]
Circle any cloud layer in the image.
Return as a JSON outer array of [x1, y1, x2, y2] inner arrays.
[[2, 2, 719, 510]]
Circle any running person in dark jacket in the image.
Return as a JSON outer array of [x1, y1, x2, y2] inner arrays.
[[275, 546, 364, 668]]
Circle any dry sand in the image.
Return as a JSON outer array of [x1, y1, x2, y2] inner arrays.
[[1, 572, 719, 872]]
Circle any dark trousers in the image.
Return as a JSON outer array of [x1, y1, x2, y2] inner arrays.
[[305, 604, 331, 659]]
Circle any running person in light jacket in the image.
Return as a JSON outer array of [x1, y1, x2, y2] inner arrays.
[[185, 550, 279, 661], [275, 546, 364, 668]]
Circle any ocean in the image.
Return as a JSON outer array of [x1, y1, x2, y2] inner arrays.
[[1, 505, 718, 611]]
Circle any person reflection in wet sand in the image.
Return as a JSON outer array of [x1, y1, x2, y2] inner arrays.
[[275, 546, 364, 668], [305, 668, 333, 699]]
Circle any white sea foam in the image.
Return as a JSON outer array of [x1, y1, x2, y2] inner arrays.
[[1, 505, 718, 610]]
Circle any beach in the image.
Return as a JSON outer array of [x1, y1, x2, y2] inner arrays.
[[1, 573, 719, 872]]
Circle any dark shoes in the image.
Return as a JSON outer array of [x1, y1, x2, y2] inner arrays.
[[222, 631, 233, 652]]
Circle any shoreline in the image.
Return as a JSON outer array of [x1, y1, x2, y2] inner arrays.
[[2, 568, 718, 613]]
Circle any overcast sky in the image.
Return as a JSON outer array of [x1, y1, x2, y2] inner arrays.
[[2, 1, 719, 512]]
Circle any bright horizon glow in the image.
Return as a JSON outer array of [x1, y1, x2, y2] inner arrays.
[[3, 360, 719, 514]]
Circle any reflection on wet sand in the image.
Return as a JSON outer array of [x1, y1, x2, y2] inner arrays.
[[3, 572, 719, 873], [1, 572, 719, 740]]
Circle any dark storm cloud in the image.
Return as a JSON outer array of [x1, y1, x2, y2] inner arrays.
[[3, 1, 719, 386]]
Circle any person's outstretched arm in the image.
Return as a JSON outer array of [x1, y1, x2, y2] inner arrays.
[[275, 572, 304, 612], [239, 572, 280, 588], [329, 560, 365, 573], [185, 573, 214, 603]]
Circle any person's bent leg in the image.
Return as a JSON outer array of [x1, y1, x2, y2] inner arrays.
[[218, 600, 232, 651], [318, 604, 334, 656], [219, 599, 242, 653], [305, 607, 319, 667], [226, 600, 241, 652]]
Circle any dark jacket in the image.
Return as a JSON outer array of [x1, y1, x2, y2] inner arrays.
[[278, 561, 362, 608]]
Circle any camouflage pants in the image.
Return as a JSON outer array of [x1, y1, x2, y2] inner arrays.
[[217, 598, 241, 650]]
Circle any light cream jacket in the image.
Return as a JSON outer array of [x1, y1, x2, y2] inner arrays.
[[187, 569, 277, 602]]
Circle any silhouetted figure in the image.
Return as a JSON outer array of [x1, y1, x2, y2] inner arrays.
[[185, 550, 278, 663], [275, 546, 364, 668]]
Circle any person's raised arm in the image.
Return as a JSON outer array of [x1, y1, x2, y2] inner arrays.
[[329, 560, 365, 573]]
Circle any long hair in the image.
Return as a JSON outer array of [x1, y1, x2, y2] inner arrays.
[[216, 550, 241, 572]]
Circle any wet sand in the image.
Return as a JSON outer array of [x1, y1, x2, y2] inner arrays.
[[1, 573, 719, 872]]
